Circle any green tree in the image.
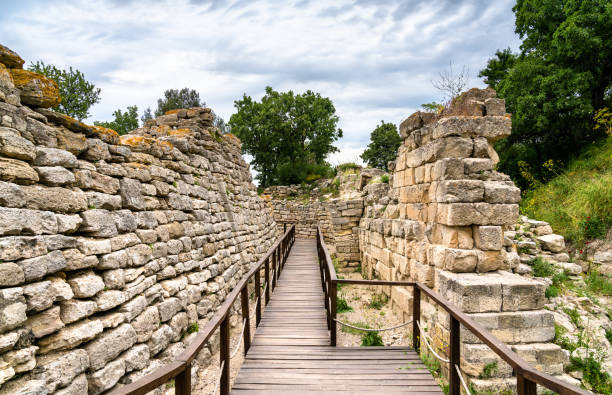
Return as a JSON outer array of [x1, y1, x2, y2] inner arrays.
[[141, 107, 153, 124], [479, 0, 611, 189], [360, 121, 401, 171], [154, 88, 203, 116], [28, 61, 101, 121], [229, 86, 343, 187], [94, 106, 139, 135]]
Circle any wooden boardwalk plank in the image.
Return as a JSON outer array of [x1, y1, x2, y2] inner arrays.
[[231, 239, 443, 394]]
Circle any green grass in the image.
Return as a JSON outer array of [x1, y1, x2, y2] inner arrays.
[[367, 293, 388, 310], [479, 361, 498, 379], [360, 331, 384, 346], [568, 354, 612, 393], [336, 162, 361, 172], [380, 174, 389, 183], [584, 269, 612, 296], [340, 321, 370, 335], [532, 257, 556, 277], [336, 296, 353, 313], [520, 136, 612, 246], [187, 322, 199, 333]]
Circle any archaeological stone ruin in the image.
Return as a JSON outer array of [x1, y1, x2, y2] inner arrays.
[[0, 44, 606, 393]]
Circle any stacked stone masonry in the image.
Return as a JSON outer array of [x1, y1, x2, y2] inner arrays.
[[358, 89, 571, 392], [0, 45, 278, 394]]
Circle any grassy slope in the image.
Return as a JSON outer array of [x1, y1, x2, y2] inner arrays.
[[520, 136, 612, 246]]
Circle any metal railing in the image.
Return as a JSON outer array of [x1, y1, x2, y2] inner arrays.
[[316, 226, 588, 395], [111, 225, 296, 395]]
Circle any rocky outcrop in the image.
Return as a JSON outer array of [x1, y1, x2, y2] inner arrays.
[[0, 45, 278, 393]]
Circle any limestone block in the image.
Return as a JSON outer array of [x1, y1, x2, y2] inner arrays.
[[132, 306, 159, 342], [157, 297, 182, 322], [118, 295, 147, 322], [0, 126, 36, 160], [432, 116, 511, 143], [59, 299, 97, 325], [0, 157, 39, 184], [3, 345, 37, 373], [147, 324, 174, 355], [0, 207, 58, 236], [463, 158, 494, 174], [27, 305, 64, 338], [82, 138, 111, 161], [9, 69, 60, 107], [483, 181, 520, 204], [461, 310, 555, 344], [537, 234, 565, 253], [85, 323, 136, 370], [120, 344, 150, 373], [38, 319, 103, 353], [75, 170, 120, 194], [431, 224, 473, 249], [511, 343, 565, 375], [474, 226, 503, 251], [0, 302, 27, 332], [0, 44, 25, 68], [95, 290, 126, 311], [0, 236, 47, 261], [477, 250, 506, 272], [56, 214, 82, 234], [0, 261, 24, 286], [67, 270, 105, 298], [21, 185, 87, 213], [18, 250, 66, 281], [33, 147, 78, 168], [55, 373, 87, 395], [34, 166, 75, 186], [0, 181, 25, 207], [22, 281, 56, 312], [436, 203, 519, 226], [85, 191, 122, 210], [87, 359, 125, 395], [80, 209, 118, 237], [484, 98, 506, 116], [438, 271, 502, 313], [120, 178, 145, 210], [0, 361, 14, 386], [433, 180, 484, 203], [76, 238, 111, 255]]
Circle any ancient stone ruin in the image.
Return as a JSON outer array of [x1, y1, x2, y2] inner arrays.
[[0, 44, 600, 393], [0, 45, 278, 394]]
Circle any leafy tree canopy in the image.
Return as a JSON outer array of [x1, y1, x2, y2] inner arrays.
[[28, 61, 101, 121], [479, 0, 611, 190], [360, 121, 401, 171], [154, 88, 203, 116], [229, 86, 343, 187], [94, 105, 139, 135]]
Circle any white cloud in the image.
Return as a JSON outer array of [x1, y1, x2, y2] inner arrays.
[[0, 0, 521, 175]]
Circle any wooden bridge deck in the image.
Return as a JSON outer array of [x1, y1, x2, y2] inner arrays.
[[232, 239, 443, 394]]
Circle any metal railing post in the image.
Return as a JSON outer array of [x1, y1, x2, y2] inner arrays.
[[449, 315, 460, 395], [330, 280, 337, 346], [241, 287, 251, 355], [220, 316, 230, 395], [412, 286, 420, 353], [255, 270, 261, 325], [175, 364, 191, 395]]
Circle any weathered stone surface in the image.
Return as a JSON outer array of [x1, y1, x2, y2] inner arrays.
[[34, 349, 89, 392], [76, 238, 111, 256], [85, 323, 136, 370], [21, 185, 87, 213], [55, 373, 87, 395], [67, 271, 104, 298], [0, 302, 27, 332], [26, 305, 64, 338], [0, 44, 25, 68], [18, 250, 65, 281], [0, 181, 25, 207], [537, 234, 565, 253], [3, 345, 37, 373], [59, 299, 97, 324], [33, 147, 78, 168], [94, 290, 125, 311], [62, 248, 98, 271], [131, 306, 159, 342], [79, 209, 118, 237], [87, 359, 124, 395], [474, 226, 503, 251], [0, 236, 47, 261], [0, 127, 36, 160], [0, 207, 57, 236], [0, 261, 24, 286], [38, 320, 103, 353], [119, 178, 145, 210], [0, 157, 38, 184], [56, 214, 82, 234], [9, 69, 60, 108], [35, 166, 75, 186]]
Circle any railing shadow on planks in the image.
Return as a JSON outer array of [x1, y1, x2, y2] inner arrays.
[[110, 225, 296, 395], [316, 226, 589, 395]]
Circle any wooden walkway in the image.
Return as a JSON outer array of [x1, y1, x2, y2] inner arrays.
[[232, 239, 443, 394]]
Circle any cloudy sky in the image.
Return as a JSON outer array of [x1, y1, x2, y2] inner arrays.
[[1, 0, 520, 166]]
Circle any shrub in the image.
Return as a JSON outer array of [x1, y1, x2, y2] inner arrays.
[[336, 296, 353, 313], [479, 361, 498, 379], [545, 285, 559, 298], [367, 293, 388, 310], [380, 174, 389, 183], [187, 322, 199, 333], [585, 269, 612, 296], [360, 331, 384, 346], [531, 257, 556, 277], [568, 354, 612, 394], [336, 162, 361, 172]]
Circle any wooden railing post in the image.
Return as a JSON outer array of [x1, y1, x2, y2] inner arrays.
[[241, 286, 251, 355], [330, 280, 337, 346], [264, 257, 270, 304], [175, 363, 191, 395], [255, 270, 261, 325], [517, 374, 537, 395], [412, 286, 420, 353], [449, 315, 460, 395], [220, 316, 230, 395]]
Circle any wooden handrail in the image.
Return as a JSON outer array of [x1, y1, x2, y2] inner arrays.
[[316, 225, 588, 395], [111, 225, 296, 395]]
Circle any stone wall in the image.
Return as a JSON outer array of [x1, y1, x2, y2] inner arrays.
[[0, 45, 278, 394], [358, 89, 570, 392]]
